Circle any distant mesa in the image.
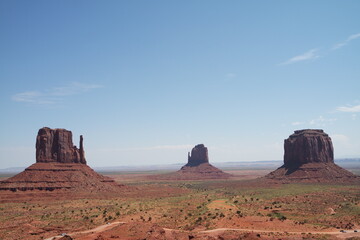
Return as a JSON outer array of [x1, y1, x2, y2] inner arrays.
[[185, 144, 209, 167], [150, 144, 231, 180], [265, 129, 359, 183], [0, 127, 123, 192]]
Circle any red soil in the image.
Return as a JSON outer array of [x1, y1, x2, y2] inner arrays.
[[0, 163, 123, 192]]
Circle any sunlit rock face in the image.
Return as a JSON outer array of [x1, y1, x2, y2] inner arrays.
[[0, 127, 124, 192], [36, 127, 86, 164]]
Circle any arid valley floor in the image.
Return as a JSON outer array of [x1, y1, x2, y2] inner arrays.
[[0, 168, 359, 240]]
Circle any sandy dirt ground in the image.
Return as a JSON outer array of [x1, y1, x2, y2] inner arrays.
[[45, 220, 360, 240], [0, 170, 359, 240]]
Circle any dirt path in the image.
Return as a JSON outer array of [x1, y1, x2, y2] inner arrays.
[[43, 221, 125, 240], [200, 227, 360, 238], [44, 222, 359, 240]]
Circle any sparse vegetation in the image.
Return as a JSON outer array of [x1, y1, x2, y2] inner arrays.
[[0, 172, 359, 240]]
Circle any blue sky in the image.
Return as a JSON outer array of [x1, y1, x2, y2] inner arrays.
[[1, 0, 360, 168]]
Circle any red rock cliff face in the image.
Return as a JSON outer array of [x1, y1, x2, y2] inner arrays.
[[186, 144, 209, 167], [36, 127, 86, 164], [284, 129, 333, 167]]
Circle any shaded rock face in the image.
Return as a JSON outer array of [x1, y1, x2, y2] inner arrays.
[[149, 144, 231, 180], [0, 127, 124, 192], [36, 127, 86, 164], [284, 129, 333, 167], [186, 144, 209, 167], [265, 129, 359, 183]]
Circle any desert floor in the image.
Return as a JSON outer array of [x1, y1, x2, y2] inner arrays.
[[0, 169, 359, 240]]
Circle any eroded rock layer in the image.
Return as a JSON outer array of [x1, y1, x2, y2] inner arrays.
[[36, 127, 86, 164], [265, 129, 359, 183], [0, 127, 122, 192], [265, 162, 358, 183], [176, 163, 232, 180], [284, 129, 333, 167], [185, 144, 209, 167], [150, 144, 231, 180], [0, 163, 120, 192]]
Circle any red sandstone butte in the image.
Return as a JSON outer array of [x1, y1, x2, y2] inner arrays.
[[184, 144, 209, 167], [36, 127, 86, 164], [265, 129, 359, 183], [0, 127, 122, 192], [150, 144, 231, 180]]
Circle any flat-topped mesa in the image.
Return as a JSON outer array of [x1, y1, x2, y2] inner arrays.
[[186, 144, 209, 167], [284, 129, 333, 167], [264, 129, 359, 183], [36, 127, 86, 164]]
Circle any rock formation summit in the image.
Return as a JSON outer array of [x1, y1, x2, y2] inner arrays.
[[184, 144, 209, 167], [0, 127, 122, 192], [265, 129, 358, 182], [151, 144, 231, 180], [178, 144, 231, 179], [36, 127, 86, 164]]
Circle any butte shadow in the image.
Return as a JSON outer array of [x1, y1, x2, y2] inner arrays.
[[149, 144, 232, 180], [264, 129, 359, 183], [0, 127, 124, 192]]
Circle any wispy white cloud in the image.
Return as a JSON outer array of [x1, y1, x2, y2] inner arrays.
[[50, 82, 102, 96], [280, 49, 319, 65], [309, 116, 337, 126], [332, 33, 360, 50], [291, 116, 336, 127], [291, 121, 305, 126], [12, 82, 102, 104], [336, 104, 360, 113], [280, 33, 360, 65], [11, 91, 54, 104]]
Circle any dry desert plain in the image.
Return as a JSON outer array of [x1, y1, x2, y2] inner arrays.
[[0, 168, 360, 240]]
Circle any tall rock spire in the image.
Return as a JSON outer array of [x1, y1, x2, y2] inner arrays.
[[79, 135, 86, 164]]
